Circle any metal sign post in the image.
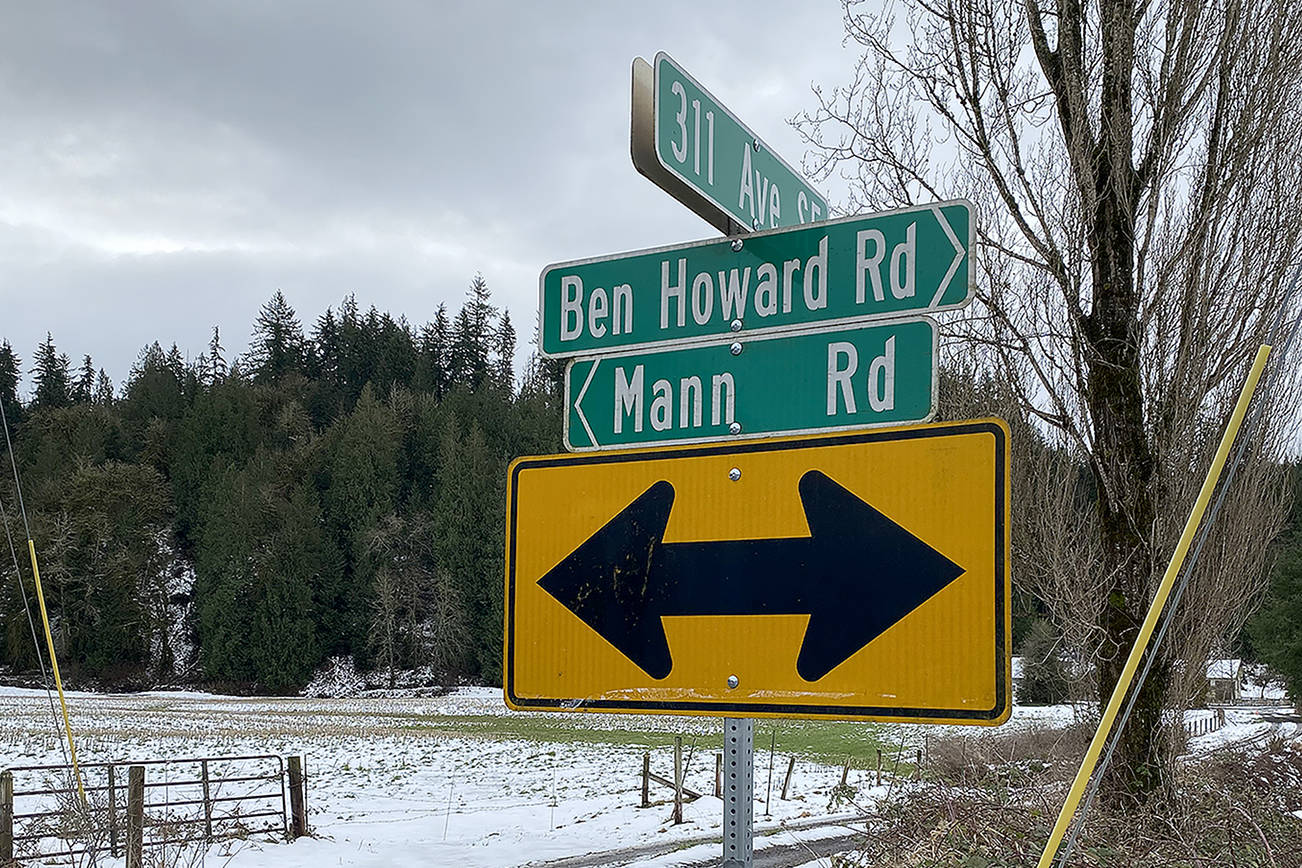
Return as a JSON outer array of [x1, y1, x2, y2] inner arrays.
[[721, 717, 754, 868], [513, 49, 1006, 868]]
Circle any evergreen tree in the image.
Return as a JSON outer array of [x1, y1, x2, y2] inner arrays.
[[493, 310, 516, 394], [371, 313, 417, 396], [121, 342, 186, 443], [93, 370, 114, 406], [433, 414, 504, 682], [446, 275, 496, 389], [466, 273, 497, 347], [318, 385, 400, 654], [39, 461, 178, 681], [0, 341, 21, 427], [194, 455, 333, 691], [168, 376, 262, 550], [467, 275, 497, 380], [1249, 543, 1302, 701], [13, 402, 127, 499], [207, 326, 227, 383], [312, 307, 340, 383], [414, 304, 451, 398], [1016, 619, 1070, 705], [521, 313, 565, 400], [166, 344, 186, 384], [193, 353, 210, 390], [248, 483, 332, 691], [335, 295, 373, 404], [248, 291, 305, 381], [31, 333, 72, 409], [72, 355, 96, 403], [1248, 462, 1302, 699], [447, 306, 477, 389]]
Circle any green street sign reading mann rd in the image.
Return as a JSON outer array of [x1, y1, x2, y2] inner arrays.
[[539, 200, 973, 359], [564, 318, 936, 451], [631, 52, 828, 235]]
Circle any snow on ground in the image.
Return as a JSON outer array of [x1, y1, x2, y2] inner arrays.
[[0, 688, 859, 867], [1242, 662, 1289, 702], [0, 687, 1293, 867], [1184, 707, 1297, 753]]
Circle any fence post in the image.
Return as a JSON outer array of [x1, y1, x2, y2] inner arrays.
[[2, 770, 13, 867], [876, 748, 883, 786], [287, 756, 307, 839], [640, 753, 650, 808], [714, 753, 722, 798], [107, 765, 119, 858], [126, 765, 144, 868], [200, 760, 213, 841], [781, 757, 795, 800], [764, 728, 776, 817], [672, 737, 683, 825]]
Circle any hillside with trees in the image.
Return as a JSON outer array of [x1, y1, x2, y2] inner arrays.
[[0, 276, 562, 693]]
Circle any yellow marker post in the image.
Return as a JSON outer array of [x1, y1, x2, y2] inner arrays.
[[27, 540, 87, 805], [1038, 344, 1272, 867]]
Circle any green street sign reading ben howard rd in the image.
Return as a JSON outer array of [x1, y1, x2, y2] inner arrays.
[[631, 52, 828, 235], [539, 201, 973, 359], [564, 318, 935, 451]]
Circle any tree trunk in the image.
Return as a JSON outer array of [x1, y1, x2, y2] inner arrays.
[[1084, 0, 1165, 805]]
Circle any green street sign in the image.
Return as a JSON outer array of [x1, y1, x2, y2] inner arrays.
[[631, 53, 828, 236], [540, 201, 973, 359], [564, 318, 935, 451]]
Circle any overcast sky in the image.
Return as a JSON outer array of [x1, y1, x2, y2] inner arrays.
[[0, 1, 860, 392]]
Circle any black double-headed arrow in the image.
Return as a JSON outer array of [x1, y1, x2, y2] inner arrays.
[[538, 470, 965, 682]]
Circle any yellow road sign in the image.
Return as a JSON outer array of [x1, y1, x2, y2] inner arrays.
[[504, 419, 1010, 723]]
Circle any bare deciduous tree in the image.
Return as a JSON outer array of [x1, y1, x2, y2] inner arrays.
[[366, 512, 467, 687], [799, 0, 1302, 803]]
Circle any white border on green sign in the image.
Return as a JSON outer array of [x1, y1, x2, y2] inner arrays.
[[561, 315, 940, 452]]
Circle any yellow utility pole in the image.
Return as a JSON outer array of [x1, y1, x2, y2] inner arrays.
[[1038, 344, 1271, 867]]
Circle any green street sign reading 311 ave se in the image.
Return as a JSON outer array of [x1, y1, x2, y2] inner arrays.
[[564, 318, 935, 451], [539, 200, 973, 359], [632, 52, 829, 235]]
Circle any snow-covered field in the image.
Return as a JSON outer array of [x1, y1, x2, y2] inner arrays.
[[0, 686, 1293, 867]]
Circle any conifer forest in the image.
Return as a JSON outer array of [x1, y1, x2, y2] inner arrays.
[[0, 278, 565, 693]]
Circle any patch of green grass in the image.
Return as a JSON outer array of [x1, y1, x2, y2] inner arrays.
[[398, 712, 897, 766], [399, 714, 685, 748], [762, 719, 895, 766]]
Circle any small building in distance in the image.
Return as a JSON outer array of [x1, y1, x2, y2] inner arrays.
[[1206, 658, 1243, 703]]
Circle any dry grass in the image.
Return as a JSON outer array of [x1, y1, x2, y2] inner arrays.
[[830, 728, 1302, 867]]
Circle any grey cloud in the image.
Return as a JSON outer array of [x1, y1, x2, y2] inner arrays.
[[0, 1, 854, 385]]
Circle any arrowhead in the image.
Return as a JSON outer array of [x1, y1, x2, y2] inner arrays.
[[537, 480, 676, 679], [571, 358, 600, 448], [794, 470, 965, 682]]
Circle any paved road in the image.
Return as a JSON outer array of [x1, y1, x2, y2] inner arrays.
[[679, 831, 864, 868], [526, 816, 868, 868]]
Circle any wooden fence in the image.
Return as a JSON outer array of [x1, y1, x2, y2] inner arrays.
[[1, 754, 306, 866], [1184, 709, 1226, 739]]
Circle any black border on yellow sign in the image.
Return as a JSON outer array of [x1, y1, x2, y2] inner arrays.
[[504, 420, 1008, 721]]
